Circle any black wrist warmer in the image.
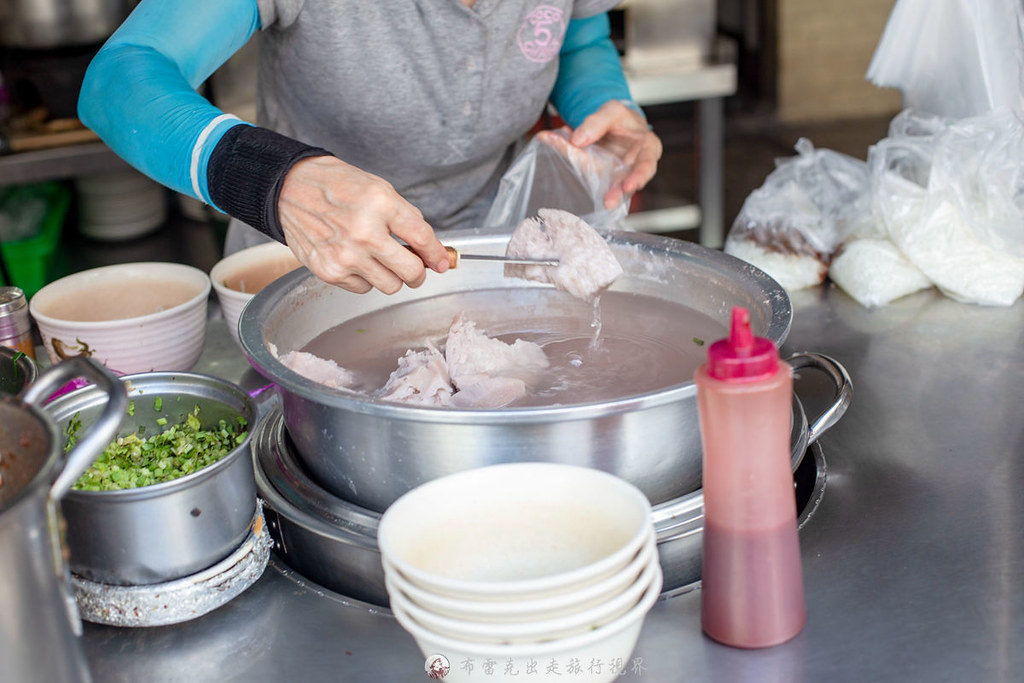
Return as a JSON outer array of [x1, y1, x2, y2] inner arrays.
[[206, 124, 332, 242]]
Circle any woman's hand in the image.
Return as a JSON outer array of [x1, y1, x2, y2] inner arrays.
[[538, 100, 663, 210], [277, 156, 450, 294]]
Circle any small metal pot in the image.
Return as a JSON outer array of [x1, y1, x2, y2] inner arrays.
[[45, 372, 257, 586], [0, 356, 126, 683], [0, 344, 38, 394]]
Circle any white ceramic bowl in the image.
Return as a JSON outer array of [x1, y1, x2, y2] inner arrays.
[[29, 262, 210, 374], [390, 565, 662, 683], [209, 242, 300, 348], [387, 553, 662, 645], [383, 530, 657, 623], [377, 462, 654, 601]]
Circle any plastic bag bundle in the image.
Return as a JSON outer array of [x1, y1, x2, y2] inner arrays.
[[728, 0, 1024, 308], [825, 111, 941, 307], [866, 0, 1024, 120], [483, 129, 630, 232], [828, 238, 932, 308], [723, 138, 872, 292], [867, 108, 1024, 306]]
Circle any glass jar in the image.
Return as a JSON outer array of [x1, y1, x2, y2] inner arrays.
[[0, 286, 36, 359]]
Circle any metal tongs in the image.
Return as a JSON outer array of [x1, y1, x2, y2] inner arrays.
[[406, 244, 559, 268]]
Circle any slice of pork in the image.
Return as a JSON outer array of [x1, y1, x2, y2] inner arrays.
[[276, 349, 356, 390], [444, 313, 549, 387], [443, 312, 549, 409], [504, 208, 623, 302], [449, 374, 529, 409], [377, 342, 453, 407]]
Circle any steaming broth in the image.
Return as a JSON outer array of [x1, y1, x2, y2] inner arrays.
[[301, 288, 725, 407]]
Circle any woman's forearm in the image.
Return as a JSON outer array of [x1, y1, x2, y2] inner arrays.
[[77, 0, 260, 204]]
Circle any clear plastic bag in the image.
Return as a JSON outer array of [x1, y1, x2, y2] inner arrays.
[[723, 139, 873, 292], [866, 0, 1024, 120], [725, 138, 871, 259], [483, 129, 630, 231], [868, 108, 1024, 306]]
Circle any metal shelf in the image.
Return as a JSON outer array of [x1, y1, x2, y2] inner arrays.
[[0, 140, 128, 186], [624, 40, 737, 246], [627, 58, 736, 106]]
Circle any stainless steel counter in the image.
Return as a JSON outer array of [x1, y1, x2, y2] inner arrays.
[[80, 283, 1024, 682]]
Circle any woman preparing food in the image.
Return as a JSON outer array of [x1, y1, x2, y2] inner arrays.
[[77, 0, 662, 294]]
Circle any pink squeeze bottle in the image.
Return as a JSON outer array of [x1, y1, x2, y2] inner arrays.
[[695, 306, 806, 648]]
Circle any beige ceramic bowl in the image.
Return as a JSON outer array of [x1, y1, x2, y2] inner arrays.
[[387, 554, 662, 645], [376, 462, 654, 601], [209, 242, 301, 348], [382, 531, 657, 623], [29, 262, 210, 374], [391, 567, 662, 683]]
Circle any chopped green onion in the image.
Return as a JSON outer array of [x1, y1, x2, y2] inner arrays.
[[66, 404, 248, 491]]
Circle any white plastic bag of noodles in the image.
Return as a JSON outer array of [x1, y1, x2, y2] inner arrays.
[[829, 112, 938, 307], [483, 128, 630, 232], [866, 0, 1024, 120], [868, 108, 1024, 306], [723, 138, 873, 293]]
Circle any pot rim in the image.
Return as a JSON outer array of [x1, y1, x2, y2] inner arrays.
[[0, 346, 39, 393], [253, 451, 378, 551], [240, 229, 791, 420]]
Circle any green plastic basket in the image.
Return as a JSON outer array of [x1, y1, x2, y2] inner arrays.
[[0, 181, 71, 298]]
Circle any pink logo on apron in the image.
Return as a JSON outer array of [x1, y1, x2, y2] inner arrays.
[[517, 5, 566, 63]]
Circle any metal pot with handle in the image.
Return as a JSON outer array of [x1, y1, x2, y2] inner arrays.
[[0, 0, 135, 48], [240, 228, 793, 513], [0, 356, 126, 683]]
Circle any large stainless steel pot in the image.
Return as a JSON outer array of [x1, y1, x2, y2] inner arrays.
[[240, 229, 793, 513], [0, 357, 126, 683], [45, 372, 258, 586], [253, 351, 850, 606]]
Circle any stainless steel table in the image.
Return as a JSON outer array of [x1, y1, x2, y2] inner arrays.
[[81, 283, 1024, 682]]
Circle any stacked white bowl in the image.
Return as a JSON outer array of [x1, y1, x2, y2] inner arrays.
[[75, 169, 168, 241], [209, 241, 301, 350], [378, 462, 662, 683]]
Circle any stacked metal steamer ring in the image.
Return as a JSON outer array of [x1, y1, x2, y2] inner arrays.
[[20, 262, 272, 627], [377, 463, 663, 683]]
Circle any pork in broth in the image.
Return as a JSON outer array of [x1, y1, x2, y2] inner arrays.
[[300, 288, 724, 407]]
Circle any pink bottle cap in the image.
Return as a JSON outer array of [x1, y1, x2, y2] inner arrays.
[[706, 306, 780, 381]]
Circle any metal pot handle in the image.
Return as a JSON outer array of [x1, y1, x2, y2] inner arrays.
[[21, 356, 127, 500], [785, 352, 853, 446]]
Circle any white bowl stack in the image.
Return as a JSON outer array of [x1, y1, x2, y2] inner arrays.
[[377, 463, 662, 683], [75, 169, 168, 241]]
